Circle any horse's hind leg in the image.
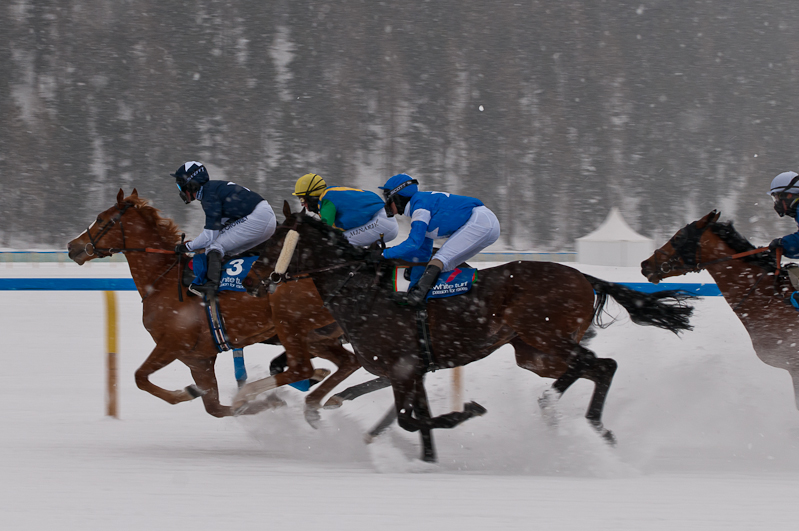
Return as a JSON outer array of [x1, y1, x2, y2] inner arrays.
[[309, 346, 360, 410], [581, 357, 618, 444]]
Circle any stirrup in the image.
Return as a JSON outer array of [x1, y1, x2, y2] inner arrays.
[[189, 283, 218, 298], [392, 288, 426, 307]]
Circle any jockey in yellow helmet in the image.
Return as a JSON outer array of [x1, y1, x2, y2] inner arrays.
[[293, 173, 398, 247]]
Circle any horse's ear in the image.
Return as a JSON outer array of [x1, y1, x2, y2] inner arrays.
[[283, 200, 292, 220], [116, 189, 125, 205], [131, 188, 139, 199], [697, 210, 721, 228], [710, 210, 721, 223]]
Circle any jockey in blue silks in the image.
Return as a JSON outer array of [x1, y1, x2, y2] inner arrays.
[[293, 173, 399, 246], [172, 161, 276, 302], [379, 173, 501, 306], [768, 171, 799, 258]]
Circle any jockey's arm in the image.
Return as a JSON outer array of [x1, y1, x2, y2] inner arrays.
[[383, 219, 431, 262], [186, 228, 219, 252], [319, 199, 338, 228]]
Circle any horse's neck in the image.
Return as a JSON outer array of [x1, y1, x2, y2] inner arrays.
[[122, 225, 179, 296], [701, 235, 770, 305]]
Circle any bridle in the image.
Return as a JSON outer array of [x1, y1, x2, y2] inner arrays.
[[652, 220, 769, 276], [81, 201, 184, 301], [82, 202, 178, 258], [82, 203, 132, 258], [651, 220, 780, 310]]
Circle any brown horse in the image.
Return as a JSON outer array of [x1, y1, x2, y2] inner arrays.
[[641, 210, 799, 410], [255, 206, 695, 461], [67, 189, 360, 419]]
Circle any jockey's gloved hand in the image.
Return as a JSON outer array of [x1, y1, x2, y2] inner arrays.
[[365, 247, 384, 265], [769, 238, 783, 252], [175, 242, 191, 254]]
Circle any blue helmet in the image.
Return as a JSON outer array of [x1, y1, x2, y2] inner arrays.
[[379, 174, 419, 217], [171, 161, 209, 204], [379, 173, 418, 199]]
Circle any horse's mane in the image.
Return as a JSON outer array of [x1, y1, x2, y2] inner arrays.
[[709, 221, 777, 271], [296, 211, 367, 260], [126, 194, 182, 245]]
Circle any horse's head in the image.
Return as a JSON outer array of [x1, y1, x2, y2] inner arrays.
[[252, 200, 366, 292], [641, 210, 721, 283], [67, 189, 139, 265]]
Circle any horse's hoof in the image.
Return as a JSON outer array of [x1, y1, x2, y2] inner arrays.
[[588, 419, 617, 446], [311, 368, 331, 383], [323, 395, 345, 410], [185, 385, 207, 399], [464, 401, 487, 416], [304, 407, 322, 429], [538, 389, 562, 428]]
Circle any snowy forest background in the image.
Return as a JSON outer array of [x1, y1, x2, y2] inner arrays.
[[2, 0, 799, 251]]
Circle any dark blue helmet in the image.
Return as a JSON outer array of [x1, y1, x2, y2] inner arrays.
[[171, 161, 209, 204]]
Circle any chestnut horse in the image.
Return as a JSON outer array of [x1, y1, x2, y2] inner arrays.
[[256, 207, 694, 462], [67, 189, 360, 419], [641, 209, 799, 409]]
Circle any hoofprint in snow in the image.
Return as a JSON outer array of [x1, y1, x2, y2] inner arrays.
[[1, 261, 799, 530]]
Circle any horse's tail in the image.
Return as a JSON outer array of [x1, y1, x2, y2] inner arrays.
[[584, 275, 695, 334]]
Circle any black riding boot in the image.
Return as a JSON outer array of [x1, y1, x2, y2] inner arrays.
[[197, 250, 223, 301], [402, 264, 441, 307]]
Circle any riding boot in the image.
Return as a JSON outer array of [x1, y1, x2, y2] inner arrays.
[[197, 250, 223, 302], [399, 264, 441, 307]]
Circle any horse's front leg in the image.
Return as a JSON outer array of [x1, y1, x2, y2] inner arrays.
[[390, 375, 438, 462], [134, 344, 201, 405], [412, 377, 437, 463], [184, 355, 233, 418]]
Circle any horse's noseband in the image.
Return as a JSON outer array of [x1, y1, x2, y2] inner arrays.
[[654, 221, 707, 275]]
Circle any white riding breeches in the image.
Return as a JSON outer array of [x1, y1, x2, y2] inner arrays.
[[206, 200, 277, 256], [433, 206, 500, 271], [344, 209, 400, 247]]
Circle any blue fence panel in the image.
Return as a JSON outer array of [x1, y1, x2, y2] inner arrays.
[[0, 278, 137, 290], [0, 277, 721, 295]]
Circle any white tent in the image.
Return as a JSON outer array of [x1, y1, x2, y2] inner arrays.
[[576, 207, 654, 267]]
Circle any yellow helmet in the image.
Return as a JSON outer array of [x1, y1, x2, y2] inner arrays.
[[293, 173, 327, 197]]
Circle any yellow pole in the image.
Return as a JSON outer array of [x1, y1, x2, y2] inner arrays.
[[104, 291, 118, 419]]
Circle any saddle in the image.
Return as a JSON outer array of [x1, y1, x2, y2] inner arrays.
[[181, 253, 259, 292], [393, 265, 478, 300]]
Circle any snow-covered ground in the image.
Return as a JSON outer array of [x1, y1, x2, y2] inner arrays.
[[2, 261, 799, 530]]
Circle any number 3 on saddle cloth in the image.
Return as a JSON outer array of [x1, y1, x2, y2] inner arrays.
[[188, 254, 259, 292], [393, 266, 478, 300], [185, 254, 259, 353]]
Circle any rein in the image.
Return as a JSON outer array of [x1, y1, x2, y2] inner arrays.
[[694, 246, 770, 271], [283, 261, 366, 282]]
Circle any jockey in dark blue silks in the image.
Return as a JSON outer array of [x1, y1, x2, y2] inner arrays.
[[172, 161, 276, 301], [292, 173, 399, 246], [378, 173, 501, 306], [769, 171, 799, 258]]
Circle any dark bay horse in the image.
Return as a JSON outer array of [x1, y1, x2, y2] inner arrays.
[[256, 206, 694, 461], [641, 210, 799, 410], [67, 189, 359, 419]]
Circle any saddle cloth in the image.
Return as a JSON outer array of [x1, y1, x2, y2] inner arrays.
[[393, 266, 478, 299], [189, 254, 259, 292]]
